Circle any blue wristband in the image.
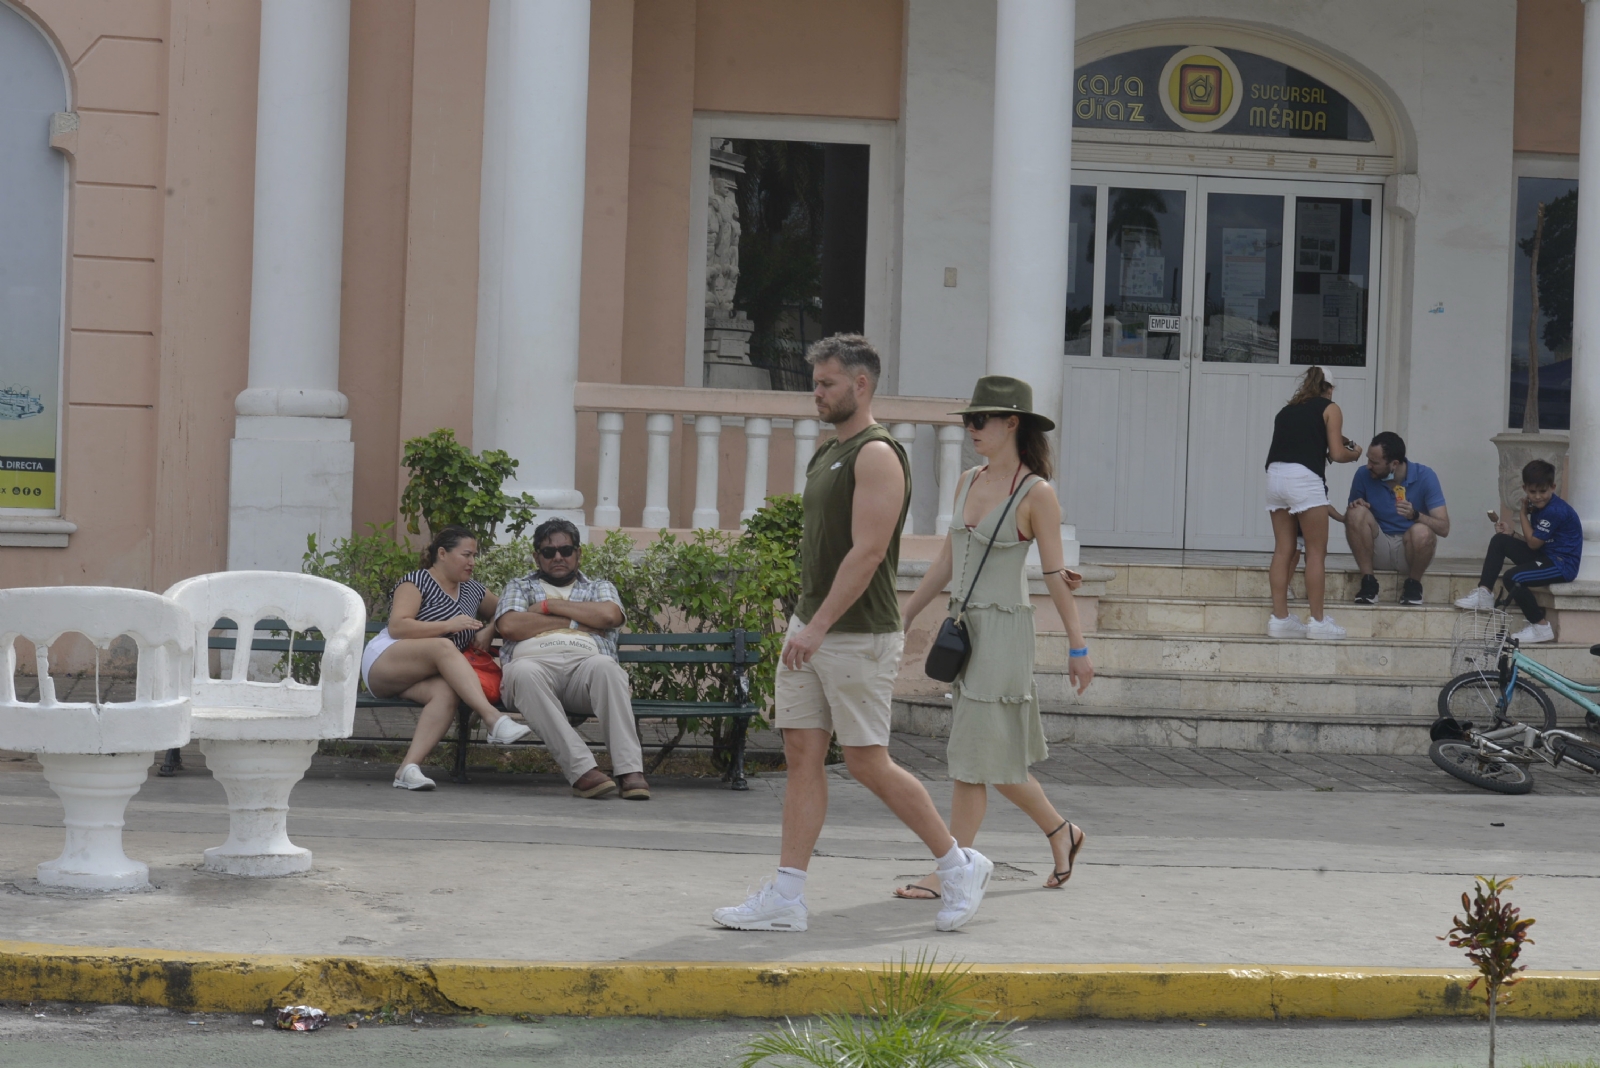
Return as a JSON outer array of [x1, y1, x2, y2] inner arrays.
[[1069, 646, 1089, 658]]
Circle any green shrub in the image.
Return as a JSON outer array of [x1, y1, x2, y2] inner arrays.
[[398, 428, 538, 541], [302, 522, 418, 620]]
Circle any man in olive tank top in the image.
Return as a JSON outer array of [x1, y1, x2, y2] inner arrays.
[[713, 335, 993, 935]]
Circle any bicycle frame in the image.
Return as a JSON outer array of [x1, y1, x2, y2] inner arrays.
[[1508, 648, 1600, 719]]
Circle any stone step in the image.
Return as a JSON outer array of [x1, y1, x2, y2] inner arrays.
[[1041, 631, 1600, 679], [1093, 596, 1464, 639], [1102, 562, 1486, 603], [1033, 666, 1443, 716], [893, 696, 1437, 755]]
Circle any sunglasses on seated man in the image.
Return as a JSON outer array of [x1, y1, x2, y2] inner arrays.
[[537, 545, 577, 560]]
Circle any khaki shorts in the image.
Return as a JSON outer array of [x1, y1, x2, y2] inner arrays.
[[773, 614, 904, 748], [1371, 529, 1411, 572]]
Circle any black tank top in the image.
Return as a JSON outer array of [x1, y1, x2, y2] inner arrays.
[[1265, 396, 1334, 481]]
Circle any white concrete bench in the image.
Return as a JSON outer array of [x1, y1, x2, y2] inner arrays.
[[165, 571, 366, 876], [0, 587, 194, 890]]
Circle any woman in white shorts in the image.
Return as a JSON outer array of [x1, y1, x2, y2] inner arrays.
[[1263, 367, 1363, 640], [364, 525, 531, 790]]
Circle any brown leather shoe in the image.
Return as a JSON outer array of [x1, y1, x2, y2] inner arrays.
[[572, 768, 617, 799], [616, 772, 651, 800]]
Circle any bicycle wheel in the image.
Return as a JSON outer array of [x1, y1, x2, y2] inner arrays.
[[1550, 735, 1600, 774], [1436, 673, 1556, 730], [1429, 740, 1535, 794]]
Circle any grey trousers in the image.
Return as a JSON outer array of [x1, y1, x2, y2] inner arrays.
[[501, 646, 643, 782]]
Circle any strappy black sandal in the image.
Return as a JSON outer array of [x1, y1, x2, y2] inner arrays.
[[157, 747, 183, 777], [892, 882, 940, 901], [1044, 819, 1085, 889]]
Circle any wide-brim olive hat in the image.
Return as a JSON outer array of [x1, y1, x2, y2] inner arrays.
[[949, 375, 1055, 431]]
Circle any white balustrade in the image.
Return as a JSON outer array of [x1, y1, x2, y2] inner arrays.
[[692, 414, 723, 529], [741, 417, 773, 522], [593, 411, 624, 528], [793, 418, 820, 494], [574, 383, 968, 533], [890, 423, 918, 535], [641, 412, 674, 528], [936, 424, 966, 535]]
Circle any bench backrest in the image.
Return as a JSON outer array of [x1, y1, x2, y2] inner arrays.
[[166, 571, 366, 739]]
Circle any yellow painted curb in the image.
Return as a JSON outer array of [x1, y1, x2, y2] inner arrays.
[[2, 942, 1598, 1020]]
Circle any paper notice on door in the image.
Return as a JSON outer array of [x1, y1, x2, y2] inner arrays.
[[1119, 226, 1166, 298], [1297, 202, 1342, 273], [1319, 275, 1365, 346]]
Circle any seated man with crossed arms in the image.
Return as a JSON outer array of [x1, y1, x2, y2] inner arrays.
[[494, 518, 649, 800]]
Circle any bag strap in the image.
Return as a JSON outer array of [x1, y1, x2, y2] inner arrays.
[[952, 471, 1035, 623]]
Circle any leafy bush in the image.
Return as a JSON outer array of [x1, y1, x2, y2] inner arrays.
[[302, 522, 418, 619], [474, 535, 538, 594], [741, 952, 1033, 1068], [399, 428, 538, 541]]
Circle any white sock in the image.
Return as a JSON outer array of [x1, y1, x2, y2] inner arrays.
[[934, 840, 965, 873], [774, 866, 807, 900]]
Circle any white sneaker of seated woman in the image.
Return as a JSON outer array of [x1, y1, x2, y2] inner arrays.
[[487, 717, 532, 745], [1512, 621, 1555, 644], [1305, 616, 1347, 640], [393, 763, 436, 790]]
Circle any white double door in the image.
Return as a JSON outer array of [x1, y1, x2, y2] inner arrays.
[[1061, 171, 1382, 551]]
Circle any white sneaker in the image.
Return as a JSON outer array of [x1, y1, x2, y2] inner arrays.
[[393, 763, 436, 791], [935, 848, 994, 932], [1512, 621, 1555, 644], [1305, 616, 1348, 641], [1455, 587, 1496, 611], [486, 716, 532, 745], [1266, 614, 1308, 639], [712, 880, 808, 932]]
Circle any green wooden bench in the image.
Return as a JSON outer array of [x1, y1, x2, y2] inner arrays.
[[164, 620, 761, 790]]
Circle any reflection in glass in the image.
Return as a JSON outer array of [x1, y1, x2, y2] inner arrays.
[[1064, 185, 1096, 355], [1101, 187, 1186, 359], [1509, 176, 1578, 429], [1289, 198, 1371, 367], [1202, 193, 1283, 363]]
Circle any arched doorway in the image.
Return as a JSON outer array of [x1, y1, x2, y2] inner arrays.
[[1058, 24, 1408, 552]]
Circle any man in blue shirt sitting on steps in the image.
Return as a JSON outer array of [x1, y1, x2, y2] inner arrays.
[[1454, 458, 1583, 645], [1343, 432, 1451, 607]]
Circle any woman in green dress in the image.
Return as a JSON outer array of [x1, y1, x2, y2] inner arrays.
[[894, 376, 1094, 898]]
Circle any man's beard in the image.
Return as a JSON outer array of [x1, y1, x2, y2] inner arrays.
[[818, 392, 858, 425]]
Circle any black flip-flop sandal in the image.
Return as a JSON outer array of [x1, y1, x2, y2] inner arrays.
[[1044, 819, 1085, 888], [892, 882, 940, 901]]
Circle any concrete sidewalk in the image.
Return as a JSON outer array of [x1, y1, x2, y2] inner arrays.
[[3, 738, 1598, 975]]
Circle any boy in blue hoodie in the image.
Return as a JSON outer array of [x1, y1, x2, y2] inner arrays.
[[1454, 459, 1582, 644]]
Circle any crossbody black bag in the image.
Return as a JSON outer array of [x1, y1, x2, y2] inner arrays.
[[923, 474, 1031, 683]]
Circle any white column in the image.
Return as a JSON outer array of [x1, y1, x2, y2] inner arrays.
[[793, 419, 820, 493], [741, 417, 773, 522], [985, 0, 1077, 560], [890, 423, 918, 535], [228, 0, 353, 571], [693, 415, 723, 529], [1571, 0, 1600, 580], [593, 412, 625, 527], [473, 0, 592, 525], [936, 424, 965, 535], [642, 413, 674, 528]]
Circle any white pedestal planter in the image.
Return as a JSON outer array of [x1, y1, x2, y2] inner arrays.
[[165, 571, 365, 878], [199, 738, 318, 876], [0, 586, 194, 893], [36, 752, 159, 890]]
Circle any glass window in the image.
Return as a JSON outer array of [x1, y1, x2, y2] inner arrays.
[[1510, 176, 1578, 430], [1201, 192, 1282, 363], [1064, 185, 1096, 355], [703, 139, 869, 391], [1101, 187, 1186, 360], [1288, 198, 1372, 367]]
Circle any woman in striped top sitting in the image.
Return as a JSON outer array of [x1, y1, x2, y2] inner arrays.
[[362, 525, 532, 790]]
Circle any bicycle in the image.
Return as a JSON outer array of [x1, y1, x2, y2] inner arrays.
[[1431, 607, 1600, 793]]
